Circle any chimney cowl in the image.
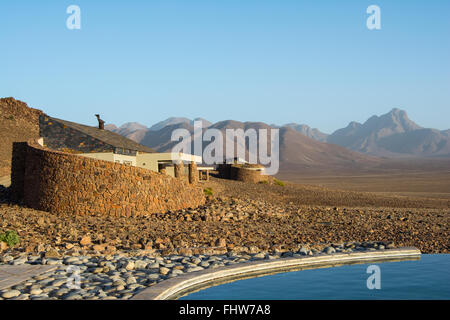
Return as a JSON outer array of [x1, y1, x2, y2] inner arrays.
[[95, 114, 105, 130]]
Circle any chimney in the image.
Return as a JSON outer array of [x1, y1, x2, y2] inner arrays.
[[95, 114, 105, 130]]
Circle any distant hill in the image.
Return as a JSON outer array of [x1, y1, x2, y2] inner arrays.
[[140, 122, 194, 152], [3, 97, 449, 179], [278, 109, 450, 158], [113, 122, 148, 135], [107, 117, 213, 145], [282, 123, 329, 142], [149, 117, 212, 131], [105, 122, 149, 144], [327, 108, 450, 157], [123, 119, 379, 172], [101, 109, 450, 160]]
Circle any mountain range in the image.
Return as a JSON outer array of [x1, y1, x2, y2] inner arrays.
[[1, 97, 448, 178], [115, 119, 378, 172], [1, 96, 448, 180], [107, 108, 450, 160], [276, 123, 329, 142], [327, 108, 450, 157]]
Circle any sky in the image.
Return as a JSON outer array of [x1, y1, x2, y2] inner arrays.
[[1, 0, 449, 133]]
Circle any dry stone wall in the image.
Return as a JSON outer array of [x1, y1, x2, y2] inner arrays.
[[230, 166, 267, 183], [11, 140, 206, 216], [217, 164, 267, 183], [188, 162, 198, 184]]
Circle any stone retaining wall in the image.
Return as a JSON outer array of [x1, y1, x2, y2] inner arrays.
[[11, 140, 205, 216], [230, 166, 267, 183], [188, 162, 198, 184], [217, 164, 267, 183]]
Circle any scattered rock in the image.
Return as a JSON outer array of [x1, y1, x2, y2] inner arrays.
[[216, 238, 227, 247], [323, 247, 336, 254], [146, 262, 159, 270], [386, 243, 396, 249], [44, 248, 60, 259], [281, 251, 294, 258], [252, 253, 265, 260], [178, 248, 193, 256], [92, 244, 105, 252], [30, 288, 43, 295], [80, 236, 91, 246], [2, 290, 21, 299], [298, 247, 309, 255], [37, 217, 46, 226], [134, 260, 148, 270], [148, 274, 160, 281], [124, 261, 135, 271], [0, 241, 8, 252], [159, 267, 170, 275]]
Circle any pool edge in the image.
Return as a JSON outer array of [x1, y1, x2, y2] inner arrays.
[[131, 247, 421, 300]]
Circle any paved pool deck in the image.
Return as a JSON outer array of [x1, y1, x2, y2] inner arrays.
[[132, 247, 421, 300], [0, 265, 58, 291]]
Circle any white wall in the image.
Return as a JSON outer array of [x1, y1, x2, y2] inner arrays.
[[80, 152, 115, 162], [79, 152, 136, 166], [113, 154, 136, 166], [80, 152, 199, 176]]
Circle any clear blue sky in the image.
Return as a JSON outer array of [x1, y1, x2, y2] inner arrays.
[[1, 0, 449, 133]]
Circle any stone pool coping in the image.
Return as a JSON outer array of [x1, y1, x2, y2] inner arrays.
[[132, 247, 421, 300]]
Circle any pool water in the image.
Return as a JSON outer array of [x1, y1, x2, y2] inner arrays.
[[180, 254, 450, 300]]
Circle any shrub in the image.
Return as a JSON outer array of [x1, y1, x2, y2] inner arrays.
[[203, 187, 213, 196], [259, 180, 268, 184], [0, 230, 19, 247], [274, 179, 285, 187]]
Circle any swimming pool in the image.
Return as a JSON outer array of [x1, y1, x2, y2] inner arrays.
[[180, 254, 450, 300]]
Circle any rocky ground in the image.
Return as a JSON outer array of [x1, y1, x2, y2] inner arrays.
[[1, 179, 448, 256], [205, 176, 450, 209], [0, 177, 449, 300]]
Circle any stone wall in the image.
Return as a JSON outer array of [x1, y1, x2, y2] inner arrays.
[[11, 140, 206, 216], [10, 142, 28, 201], [217, 164, 267, 183], [188, 161, 198, 184], [217, 164, 232, 179], [174, 161, 184, 179], [230, 166, 267, 183]]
